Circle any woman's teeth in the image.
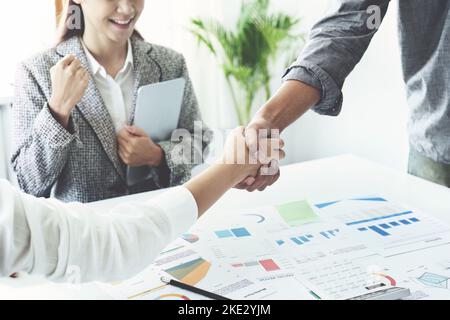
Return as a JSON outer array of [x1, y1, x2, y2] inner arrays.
[[111, 18, 133, 25]]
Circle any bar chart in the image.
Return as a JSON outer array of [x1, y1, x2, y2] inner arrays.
[[231, 259, 281, 272], [357, 216, 421, 237], [318, 200, 450, 256], [215, 227, 251, 239], [276, 229, 341, 246]]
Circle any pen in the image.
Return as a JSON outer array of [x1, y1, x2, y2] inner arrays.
[[160, 277, 232, 300]]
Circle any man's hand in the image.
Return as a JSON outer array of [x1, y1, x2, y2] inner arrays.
[[234, 80, 321, 192], [117, 126, 164, 167], [234, 117, 282, 192]]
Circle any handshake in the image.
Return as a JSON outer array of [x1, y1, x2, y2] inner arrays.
[[220, 120, 285, 192]]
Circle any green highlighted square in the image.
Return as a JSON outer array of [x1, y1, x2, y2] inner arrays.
[[276, 200, 319, 227]]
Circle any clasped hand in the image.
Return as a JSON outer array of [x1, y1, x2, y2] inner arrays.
[[234, 118, 283, 192], [117, 126, 164, 167]]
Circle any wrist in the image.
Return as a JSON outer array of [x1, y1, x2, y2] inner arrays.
[[222, 163, 259, 186], [218, 150, 259, 184], [254, 103, 282, 132], [48, 105, 71, 129], [255, 81, 320, 132], [148, 144, 164, 167], [211, 164, 248, 187]]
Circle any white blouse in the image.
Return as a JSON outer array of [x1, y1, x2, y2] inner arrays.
[[0, 179, 198, 283], [82, 40, 135, 132]]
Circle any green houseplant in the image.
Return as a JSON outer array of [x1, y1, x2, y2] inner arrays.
[[190, 0, 304, 125]]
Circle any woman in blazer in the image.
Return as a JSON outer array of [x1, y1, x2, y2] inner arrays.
[[11, 0, 211, 203]]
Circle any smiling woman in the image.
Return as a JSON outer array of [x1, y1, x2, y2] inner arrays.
[[10, 0, 212, 203], [54, 0, 143, 46]]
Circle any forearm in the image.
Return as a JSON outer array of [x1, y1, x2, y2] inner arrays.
[[278, 0, 390, 117], [184, 164, 248, 216], [0, 179, 197, 283], [255, 80, 320, 132], [11, 105, 74, 196]]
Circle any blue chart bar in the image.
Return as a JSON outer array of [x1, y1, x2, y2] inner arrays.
[[389, 222, 400, 227], [276, 240, 285, 246], [286, 234, 314, 246], [215, 230, 234, 238], [299, 236, 310, 243], [320, 232, 330, 239], [346, 211, 413, 226], [357, 216, 421, 237], [231, 228, 251, 237], [215, 228, 251, 238], [369, 226, 390, 237], [320, 229, 339, 239]]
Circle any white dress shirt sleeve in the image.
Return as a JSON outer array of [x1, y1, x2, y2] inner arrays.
[[0, 179, 198, 283]]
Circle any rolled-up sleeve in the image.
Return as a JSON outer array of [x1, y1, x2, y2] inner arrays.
[[0, 180, 198, 283], [283, 0, 390, 116]]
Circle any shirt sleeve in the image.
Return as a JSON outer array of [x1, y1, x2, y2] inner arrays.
[[283, 0, 391, 116], [0, 179, 198, 283]]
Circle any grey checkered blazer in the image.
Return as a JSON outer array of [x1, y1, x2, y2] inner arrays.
[[11, 35, 211, 203]]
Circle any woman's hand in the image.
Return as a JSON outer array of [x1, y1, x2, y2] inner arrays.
[[234, 118, 282, 191], [117, 126, 164, 167], [220, 127, 285, 185], [49, 54, 89, 129]]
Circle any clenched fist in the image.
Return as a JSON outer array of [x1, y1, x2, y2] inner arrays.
[[49, 54, 89, 129]]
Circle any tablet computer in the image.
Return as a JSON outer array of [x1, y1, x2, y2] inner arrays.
[[126, 78, 186, 186]]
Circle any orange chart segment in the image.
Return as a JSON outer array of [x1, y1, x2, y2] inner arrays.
[[375, 273, 397, 286], [164, 258, 212, 286], [156, 294, 191, 300]]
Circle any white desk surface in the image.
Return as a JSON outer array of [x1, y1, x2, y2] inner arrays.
[[1, 155, 449, 299]]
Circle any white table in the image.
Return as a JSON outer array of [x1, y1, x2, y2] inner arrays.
[[1, 155, 449, 299]]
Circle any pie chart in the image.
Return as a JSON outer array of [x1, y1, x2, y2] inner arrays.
[[182, 234, 199, 244]]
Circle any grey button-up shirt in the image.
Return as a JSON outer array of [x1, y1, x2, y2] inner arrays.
[[284, 0, 450, 164]]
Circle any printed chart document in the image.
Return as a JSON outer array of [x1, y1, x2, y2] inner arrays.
[[98, 240, 279, 300], [98, 197, 450, 300], [315, 197, 450, 257]]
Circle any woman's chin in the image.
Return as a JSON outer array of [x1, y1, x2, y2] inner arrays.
[[106, 30, 133, 43], [107, 23, 135, 40]]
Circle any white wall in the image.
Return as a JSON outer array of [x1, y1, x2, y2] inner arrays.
[[0, 0, 56, 98]]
